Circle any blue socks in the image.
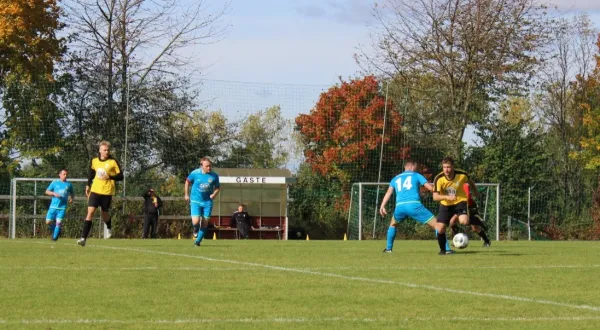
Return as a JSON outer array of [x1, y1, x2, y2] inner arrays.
[[195, 227, 207, 244], [53, 222, 62, 240], [435, 229, 451, 251], [47, 222, 55, 233], [193, 223, 200, 234], [386, 226, 397, 251]]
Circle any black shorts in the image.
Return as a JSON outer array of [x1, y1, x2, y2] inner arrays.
[[88, 192, 112, 211], [437, 201, 468, 225]]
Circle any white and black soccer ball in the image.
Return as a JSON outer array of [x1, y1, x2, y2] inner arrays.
[[452, 233, 469, 249]]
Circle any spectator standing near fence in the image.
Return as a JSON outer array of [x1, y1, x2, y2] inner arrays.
[[142, 188, 163, 239]]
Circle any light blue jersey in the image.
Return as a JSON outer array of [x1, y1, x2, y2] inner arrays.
[[390, 171, 428, 204], [46, 180, 74, 210], [186, 169, 220, 203]]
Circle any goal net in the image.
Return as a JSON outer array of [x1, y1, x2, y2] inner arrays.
[[347, 182, 500, 241]]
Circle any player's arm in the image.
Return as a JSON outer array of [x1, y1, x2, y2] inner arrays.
[[86, 159, 95, 196], [45, 185, 60, 198], [379, 186, 394, 216], [68, 185, 74, 203], [433, 192, 456, 202], [423, 182, 434, 192], [184, 179, 191, 202], [210, 187, 221, 200], [468, 179, 480, 200], [110, 159, 124, 181], [432, 176, 455, 202]]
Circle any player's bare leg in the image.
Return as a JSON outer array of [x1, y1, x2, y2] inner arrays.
[[101, 209, 112, 238]]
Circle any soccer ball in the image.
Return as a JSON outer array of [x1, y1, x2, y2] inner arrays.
[[452, 233, 469, 249]]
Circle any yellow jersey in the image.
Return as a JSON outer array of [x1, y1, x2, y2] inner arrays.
[[87, 156, 123, 195], [433, 169, 470, 206]]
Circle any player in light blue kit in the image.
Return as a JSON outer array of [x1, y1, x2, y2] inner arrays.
[[45, 168, 74, 241], [379, 160, 451, 253], [184, 157, 221, 246]]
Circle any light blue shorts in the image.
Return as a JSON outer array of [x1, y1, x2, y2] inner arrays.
[[190, 201, 213, 218], [393, 202, 434, 224], [46, 208, 66, 222]]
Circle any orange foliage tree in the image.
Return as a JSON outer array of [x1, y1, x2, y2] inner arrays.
[[571, 33, 600, 238], [0, 0, 64, 82], [295, 76, 408, 188]]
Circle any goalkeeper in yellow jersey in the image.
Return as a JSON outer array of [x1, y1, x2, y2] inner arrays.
[[77, 141, 123, 246]]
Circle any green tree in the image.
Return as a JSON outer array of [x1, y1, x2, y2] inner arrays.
[[288, 163, 347, 239], [222, 105, 289, 168], [157, 110, 231, 179], [471, 110, 553, 230]]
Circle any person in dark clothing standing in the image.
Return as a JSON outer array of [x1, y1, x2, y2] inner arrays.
[[232, 204, 253, 239], [142, 188, 163, 239]]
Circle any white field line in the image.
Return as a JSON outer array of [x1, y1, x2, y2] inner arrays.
[[96, 244, 600, 313], [2, 316, 600, 325], [7, 240, 600, 313], [5, 239, 600, 271], [3, 264, 600, 271]]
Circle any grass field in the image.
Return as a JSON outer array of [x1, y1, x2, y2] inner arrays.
[[1, 238, 600, 330]]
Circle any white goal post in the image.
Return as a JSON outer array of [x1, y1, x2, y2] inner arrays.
[[347, 182, 500, 241]]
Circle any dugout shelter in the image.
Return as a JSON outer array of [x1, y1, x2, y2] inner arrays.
[[208, 168, 295, 239]]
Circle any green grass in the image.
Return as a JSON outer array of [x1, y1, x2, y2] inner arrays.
[[1, 238, 600, 329]]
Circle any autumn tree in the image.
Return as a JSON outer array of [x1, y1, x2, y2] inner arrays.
[[357, 0, 550, 156], [295, 75, 406, 186], [0, 0, 65, 185], [572, 34, 600, 170], [0, 0, 64, 83]]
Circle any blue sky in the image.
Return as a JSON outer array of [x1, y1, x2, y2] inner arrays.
[[197, 0, 374, 85], [198, 0, 600, 86], [195, 0, 600, 118], [187, 0, 599, 169]]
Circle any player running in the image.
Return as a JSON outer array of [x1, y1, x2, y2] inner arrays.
[[45, 169, 74, 241]]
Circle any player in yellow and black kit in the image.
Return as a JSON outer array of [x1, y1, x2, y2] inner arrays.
[[432, 156, 480, 255], [77, 141, 123, 246]]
